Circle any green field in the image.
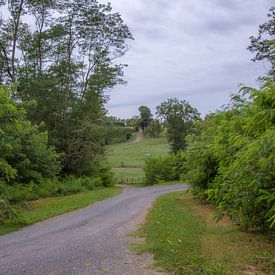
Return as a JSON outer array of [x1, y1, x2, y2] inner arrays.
[[106, 133, 170, 183]]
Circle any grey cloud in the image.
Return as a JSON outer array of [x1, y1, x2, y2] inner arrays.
[[102, 0, 273, 118]]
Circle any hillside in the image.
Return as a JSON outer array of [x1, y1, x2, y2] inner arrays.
[[106, 132, 170, 183]]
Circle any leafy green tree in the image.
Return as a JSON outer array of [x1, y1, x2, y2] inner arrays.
[[127, 116, 140, 132], [138, 106, 152, 131], [156, 98, 200, 153], [104, 116, 132, 145], [145, 119, 161, 138], [0, 86, 60, 184], [248, 7, 275, 78], [0, 0, 133, 177]]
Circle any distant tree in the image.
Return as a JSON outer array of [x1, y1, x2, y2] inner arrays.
[[145, 119, 161, 138], [156, 98, 200, 153], [127, 116, 140, 132], [138, 106, 152, 131], [104, 116, 132, 145], [248, 7, 275, 78]]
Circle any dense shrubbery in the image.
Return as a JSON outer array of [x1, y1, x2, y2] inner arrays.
[[144, 119, 162, 138], [144, 154, 184, 184], [184, 80, 275, 230], [2, 175, 112, 204], [0, 173, 114, 224], [0, 86, 61, 185], [104, 125, 132, 145], [0, 86, 115, 224]]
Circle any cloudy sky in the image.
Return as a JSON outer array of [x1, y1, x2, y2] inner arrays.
[[104, 0, 273, 118]]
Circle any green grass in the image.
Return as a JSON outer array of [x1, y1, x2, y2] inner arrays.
[[0, 187, 122, 236], [113, 167, 144, 179], [107, 132, 170, 182], [133, 191, 275, 274]]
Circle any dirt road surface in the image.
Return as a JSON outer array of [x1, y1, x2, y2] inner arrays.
[[128, 130, 143, 144], [0, 184, 188, 275]]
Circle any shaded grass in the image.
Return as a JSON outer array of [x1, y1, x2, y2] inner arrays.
[[133, 191, 275, 274], [0, 187, 122, 236], [107, 133, 170, 182], [113, 167, 144, 179]]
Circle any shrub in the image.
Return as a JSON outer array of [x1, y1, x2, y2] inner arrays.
[[144, 155, 181, 185], [90, 161, 115, 187], [0, 181, 21, 224], [79, 177, 103, 190]]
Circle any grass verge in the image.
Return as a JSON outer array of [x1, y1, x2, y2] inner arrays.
[[133, 191, 275, 274], [0, 187, 122, 236]]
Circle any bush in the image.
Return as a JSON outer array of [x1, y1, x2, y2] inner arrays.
[[90, 161, 115, 187], [144, 155, 181, 185], [0, 181, 21, 224], [80, 177, 103, 190]]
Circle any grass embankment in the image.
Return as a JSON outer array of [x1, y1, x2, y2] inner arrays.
[[107, 132, 170, 183], [0, 187, 121, 236], [134, 192, 275, 274]]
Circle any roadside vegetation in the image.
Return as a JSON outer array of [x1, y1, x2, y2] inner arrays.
[[0, 1, 132, 226], [134, 192, 275, 274], [0, 187, 121, 236]]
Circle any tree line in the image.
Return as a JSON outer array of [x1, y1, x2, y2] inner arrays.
[[0, 0, 133, 223]]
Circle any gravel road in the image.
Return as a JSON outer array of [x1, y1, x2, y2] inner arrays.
[[0, 184, 188, 275]]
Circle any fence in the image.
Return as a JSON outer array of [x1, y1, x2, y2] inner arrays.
[[115, 176, 144, 184]]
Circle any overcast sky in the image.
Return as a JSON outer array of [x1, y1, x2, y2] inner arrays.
[[103, 0, 273, 118]]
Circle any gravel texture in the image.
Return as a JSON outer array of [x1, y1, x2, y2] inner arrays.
[[0, 184, 188, 275]]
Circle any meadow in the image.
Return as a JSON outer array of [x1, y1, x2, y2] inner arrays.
[[106, 133, 170, 183]]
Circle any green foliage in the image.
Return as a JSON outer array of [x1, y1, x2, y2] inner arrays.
[[138, 106, 152, 131], [1, 173, 113, 206], [144, 154, 182, 185], [0, 181, 21, 224], [0, 86, 61, 185], [156, 98, 200, 153], [248, 7, 275, 78], [127, 116, 140, 132], [104, 116, 133, 145], [144, 119, 161, 138], [184, 80, 275, 231], [0, 0, 133, 178]]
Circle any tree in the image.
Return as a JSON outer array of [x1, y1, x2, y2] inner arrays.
[[156, 98, 200, 153], [145, 119, 161, 138], [248, 7, 275, 78], [0, 0, 133, 177], [138, 105, 152, 131], [0, 86, 60, 184], [127, 116, 140, 132]]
